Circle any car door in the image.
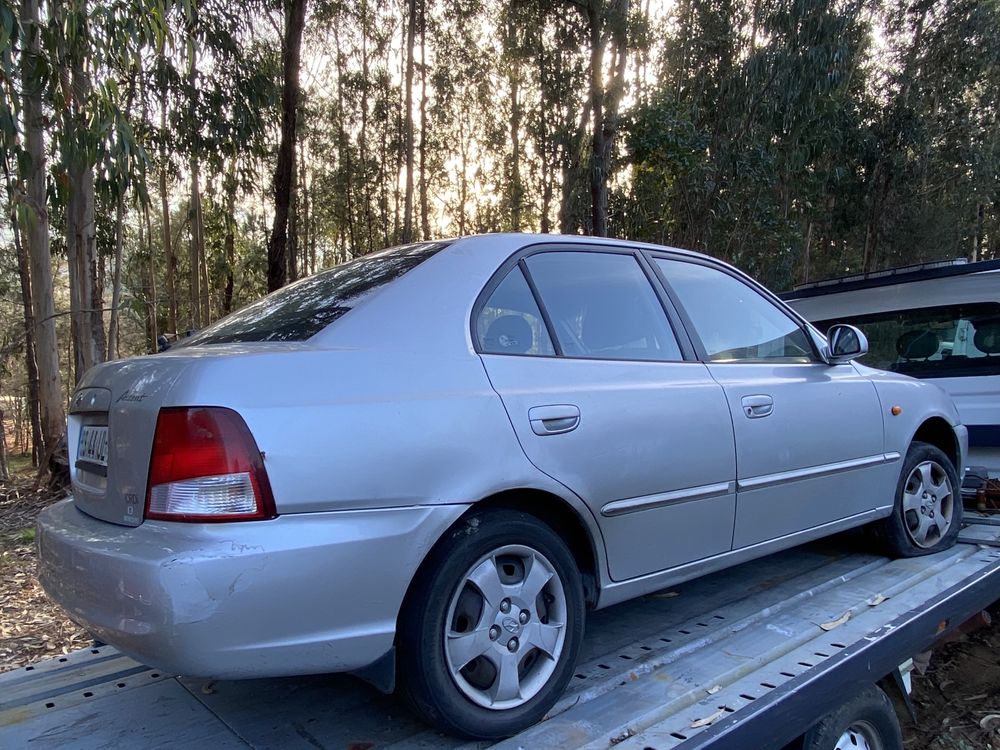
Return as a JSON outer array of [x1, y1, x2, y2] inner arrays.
[[651, 255, 891, 549], [476, 246, 737, 582]]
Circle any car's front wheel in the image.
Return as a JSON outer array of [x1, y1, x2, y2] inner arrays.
[[397, 509, 585, 739], [874, 441, 962, 557]]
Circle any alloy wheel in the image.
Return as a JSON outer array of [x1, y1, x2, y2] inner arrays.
[[443, 544, 568, 710], [901, 459, 955, 549]]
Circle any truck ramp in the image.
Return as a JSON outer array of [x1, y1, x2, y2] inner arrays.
[[3, 522, 999, 750]]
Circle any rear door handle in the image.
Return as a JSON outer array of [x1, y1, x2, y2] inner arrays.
[[528, 405, 581, 435], [741, 394, 773, 419]]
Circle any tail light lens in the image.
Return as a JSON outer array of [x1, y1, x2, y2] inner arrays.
[[145, 407, 277, 522]]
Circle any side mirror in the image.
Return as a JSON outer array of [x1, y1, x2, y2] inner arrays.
[[826, 324, 868, 364]]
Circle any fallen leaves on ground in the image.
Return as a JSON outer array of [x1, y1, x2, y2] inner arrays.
[[904, 602, 1000, 750], [0, 477, 89, 672]]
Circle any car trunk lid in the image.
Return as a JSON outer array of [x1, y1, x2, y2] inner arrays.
[[69, 355, 193, 526]]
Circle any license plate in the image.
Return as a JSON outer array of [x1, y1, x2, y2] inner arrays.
[[78, 425, 110, 468]]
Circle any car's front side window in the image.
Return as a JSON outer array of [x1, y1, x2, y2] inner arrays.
[[477, 266, 556, 356], [524, 251, 683, 362], [655, 258, 816, 364]]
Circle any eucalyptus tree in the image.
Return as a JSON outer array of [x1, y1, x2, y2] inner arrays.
[[1, 0, 43, 463], [16, 0, 64, 460], [266, 0, 307, 291], [862, 0, 1000, 271], [44, 0, 174, 379], [155, 0, 279, 317]]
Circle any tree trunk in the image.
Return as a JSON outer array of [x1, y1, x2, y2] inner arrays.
[[198, 178, 211, 326], [107, 195, 125, 359], [801, 220, 813, 286], [418, 0, 430, 240], [107, 54, 137, 354], [588, 0, 629, 238], [333, 25, 357, 253], [299, 150, 311, 274], [973, 202, 984, 262], [360, 1, 374, 252], [159, 94, 178, 335], [56, 0, 104, 380], [288, 151, 299, 281], [506, 14, 523, 231], [379, 41, 391, 246], [223, 163, 237, 313], [10, 196, 43, 466], [0, 409, 9, 480], [458, 117, 469, 235], [267, 0, 308, 292], [143, 198, 158, 352], [537, 9, 553, 234], [402, 0, 417, 242], [20, 0, 66, 461], [66, 157, 103, 379], [189, 156, 203, 330]]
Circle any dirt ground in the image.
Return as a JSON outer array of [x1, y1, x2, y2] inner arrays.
[[904, 601, 1000, 750], [1, 468, 999, 747], [0, 474, 89, 671]]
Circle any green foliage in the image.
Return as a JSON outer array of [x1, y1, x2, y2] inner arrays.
[[2, 0, 999, 389], [617, 0, 1000, 289]]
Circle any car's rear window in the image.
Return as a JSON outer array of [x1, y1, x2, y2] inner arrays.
[[178, 242, 448, 345]]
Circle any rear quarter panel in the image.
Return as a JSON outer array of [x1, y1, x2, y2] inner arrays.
[[165, 349, 556, 514]]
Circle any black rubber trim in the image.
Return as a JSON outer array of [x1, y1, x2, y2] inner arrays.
[[470, 241, 698, 363], [676, 552, 1000, 750], [781, 259, 1000, 300]]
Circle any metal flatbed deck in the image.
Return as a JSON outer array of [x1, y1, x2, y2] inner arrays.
[[4, 521, 1000, 750]]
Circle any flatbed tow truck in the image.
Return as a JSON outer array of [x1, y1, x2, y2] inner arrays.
[[3, 514, 999, 750]]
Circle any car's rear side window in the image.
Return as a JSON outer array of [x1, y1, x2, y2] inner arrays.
[[179, 242, 448, 345], [477, 266, 556, 356], [525, 252, 683, 361]]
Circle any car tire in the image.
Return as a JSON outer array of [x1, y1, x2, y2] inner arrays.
[[873, 441, 962, 557], [801, 684, 903, 750], [396, 509, 585, 739]]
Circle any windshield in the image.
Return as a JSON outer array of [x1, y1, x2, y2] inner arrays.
[[177, 242, 448, 346]]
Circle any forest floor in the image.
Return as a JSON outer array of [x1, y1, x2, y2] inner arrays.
[[0, 462, 89, 671], [904, 601, 1000, 750], [1, 458, 998, 747]]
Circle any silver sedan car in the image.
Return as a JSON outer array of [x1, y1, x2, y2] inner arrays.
[[38, 234, 966, 739]]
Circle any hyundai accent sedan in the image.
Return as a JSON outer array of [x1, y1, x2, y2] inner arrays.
[[38, 234, 966, 739]]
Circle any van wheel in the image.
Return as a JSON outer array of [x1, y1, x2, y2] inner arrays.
[[397, 509, 585, 739], [873, 441, 962, 557], [801, 685, 902, 750]]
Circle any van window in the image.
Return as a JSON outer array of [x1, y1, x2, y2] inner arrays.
[[815, 303, 1000, 378]]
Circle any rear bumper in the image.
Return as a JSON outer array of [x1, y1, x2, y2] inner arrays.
[[37, 499, 467, 679]]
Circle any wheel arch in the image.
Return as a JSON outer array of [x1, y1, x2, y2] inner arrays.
[[398, 488, 602, 631], [465, 489, 601, 607], [911, 416, 960, 470]]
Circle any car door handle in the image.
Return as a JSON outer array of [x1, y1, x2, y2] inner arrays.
[[528, 405, 581, 435], [741, 394, 774, 419]]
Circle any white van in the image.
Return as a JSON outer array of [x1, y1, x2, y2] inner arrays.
[[783, 258, 1000, 483]]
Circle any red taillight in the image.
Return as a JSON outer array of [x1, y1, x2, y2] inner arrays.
[[145, 407, 277, 522]]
